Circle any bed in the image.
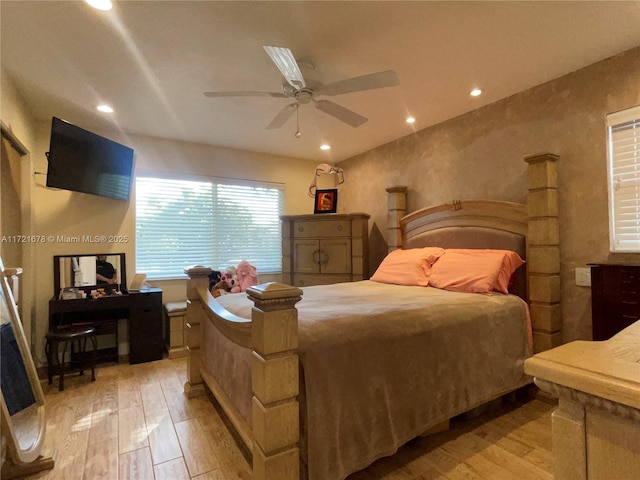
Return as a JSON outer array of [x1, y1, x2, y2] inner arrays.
[[183, 153, 562, 480]]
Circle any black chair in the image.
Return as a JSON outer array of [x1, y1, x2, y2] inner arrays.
[[45, 325, 98, 391]]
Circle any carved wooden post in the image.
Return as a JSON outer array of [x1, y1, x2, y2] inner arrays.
[[386, 186, 408, 252], [552, 399, 587, 480], [248, 282, 303, 480], [535, 378, 588, 480], [183, 266, 212, 398], [524, 153, 562, 352]]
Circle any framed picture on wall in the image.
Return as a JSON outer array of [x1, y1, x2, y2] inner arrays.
[[314, 189, 338, 214]]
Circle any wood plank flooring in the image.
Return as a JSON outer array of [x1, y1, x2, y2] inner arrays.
[[24, 357, 555, 479]]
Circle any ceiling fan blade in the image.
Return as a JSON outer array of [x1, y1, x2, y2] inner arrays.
[[263, 46, 306, 89], [204, 91, 287, 98], [316, 70, 399, 96], [315, 100, 368, 128], [266, 103, 298, 130]]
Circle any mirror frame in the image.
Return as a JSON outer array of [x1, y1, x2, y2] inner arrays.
[[0, 257, 51, 468], [53, 253, 127, 297]]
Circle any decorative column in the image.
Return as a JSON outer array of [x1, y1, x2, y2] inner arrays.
[[536, 379, 587, 480], [535, 376, 640, 480], [183, 266, 212, 398], [524, 153, 562, 352], [386, 186, 408, 252], [248, 282, 303, 480]]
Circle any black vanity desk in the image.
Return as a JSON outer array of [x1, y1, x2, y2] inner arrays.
[[48, 288, 163, 365]]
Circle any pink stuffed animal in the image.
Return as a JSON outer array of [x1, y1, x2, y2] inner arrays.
[[236, 260, 258, 292]]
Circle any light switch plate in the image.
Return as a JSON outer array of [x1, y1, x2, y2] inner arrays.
[[575, 267, 591, 287]]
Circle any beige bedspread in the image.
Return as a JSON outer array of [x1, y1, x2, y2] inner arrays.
[[215, 280, 532, 480]]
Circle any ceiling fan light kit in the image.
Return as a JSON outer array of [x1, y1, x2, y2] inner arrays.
[[204, 45, 400, 137]]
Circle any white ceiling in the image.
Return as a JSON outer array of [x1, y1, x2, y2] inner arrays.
[[2, 1, 640, 162]]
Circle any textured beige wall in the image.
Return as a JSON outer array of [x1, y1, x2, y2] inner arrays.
[[1, 69, 36, 148], [338, 47, 640, 343]]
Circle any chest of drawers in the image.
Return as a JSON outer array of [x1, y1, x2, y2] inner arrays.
[[590, 264, 640, 340], [281, 213, 370, 287]]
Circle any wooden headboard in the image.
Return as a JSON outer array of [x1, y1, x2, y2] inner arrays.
[[385, 153, 561, 353]]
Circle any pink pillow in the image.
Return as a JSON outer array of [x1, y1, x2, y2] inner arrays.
[[428, 249, 525, 295], [370, 247, 445, 286], [429, 250, 503, 294], [494, 251, 526, 294]]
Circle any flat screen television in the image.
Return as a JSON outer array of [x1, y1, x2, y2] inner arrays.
[[46, 117, 134, 201]]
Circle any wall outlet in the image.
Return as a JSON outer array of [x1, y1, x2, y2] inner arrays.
[[575, 267, 592, 287]]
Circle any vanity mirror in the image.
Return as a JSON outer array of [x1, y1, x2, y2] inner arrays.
[[1, 257, 54, 478], [53, 253, 126, 297]]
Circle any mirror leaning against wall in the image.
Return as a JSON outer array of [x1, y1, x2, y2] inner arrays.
[[0, 256, 54, 478]]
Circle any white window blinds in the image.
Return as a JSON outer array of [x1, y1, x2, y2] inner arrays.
[[136, 175, 285, 278], [607, 105, 640, 252]]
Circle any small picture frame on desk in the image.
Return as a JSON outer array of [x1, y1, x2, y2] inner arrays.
[[314, 189, 338, 214]]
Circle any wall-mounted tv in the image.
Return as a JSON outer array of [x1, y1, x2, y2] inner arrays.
[[46, 117, 134, 201]]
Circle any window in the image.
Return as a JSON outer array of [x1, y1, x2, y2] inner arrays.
[[136, 175, 285, 278], [607, 105, 640, 253]]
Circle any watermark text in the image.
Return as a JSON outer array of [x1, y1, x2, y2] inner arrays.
[[1, 235, 129, 244]]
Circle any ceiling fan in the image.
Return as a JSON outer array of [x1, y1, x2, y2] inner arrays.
[[204, 46, 400, 136]]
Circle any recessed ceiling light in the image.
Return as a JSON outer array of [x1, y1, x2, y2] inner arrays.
[[84, 0, 113, 11], [97, 105, 114, 113], [320, 144, 331, 151], [406, 116, 416, 124], [85, 0, 113, 10], [470, 88, 483, 97]]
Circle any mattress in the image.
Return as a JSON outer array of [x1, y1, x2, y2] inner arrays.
[[206, 280, 532, 480]]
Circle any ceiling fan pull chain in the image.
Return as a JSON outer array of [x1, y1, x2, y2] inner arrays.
[[295, 104, 302, 138]]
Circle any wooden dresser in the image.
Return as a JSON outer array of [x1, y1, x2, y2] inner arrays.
[[281, 213, 370, 287], [590, 263, 640, 341]]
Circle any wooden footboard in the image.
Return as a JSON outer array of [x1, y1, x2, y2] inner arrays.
[[184, 268, 302, 480]]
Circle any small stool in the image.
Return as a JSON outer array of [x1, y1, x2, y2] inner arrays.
[[45, 326, 98, 391]]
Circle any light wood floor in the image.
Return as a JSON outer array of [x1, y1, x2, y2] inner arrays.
[[24, 357, 555, 480]]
